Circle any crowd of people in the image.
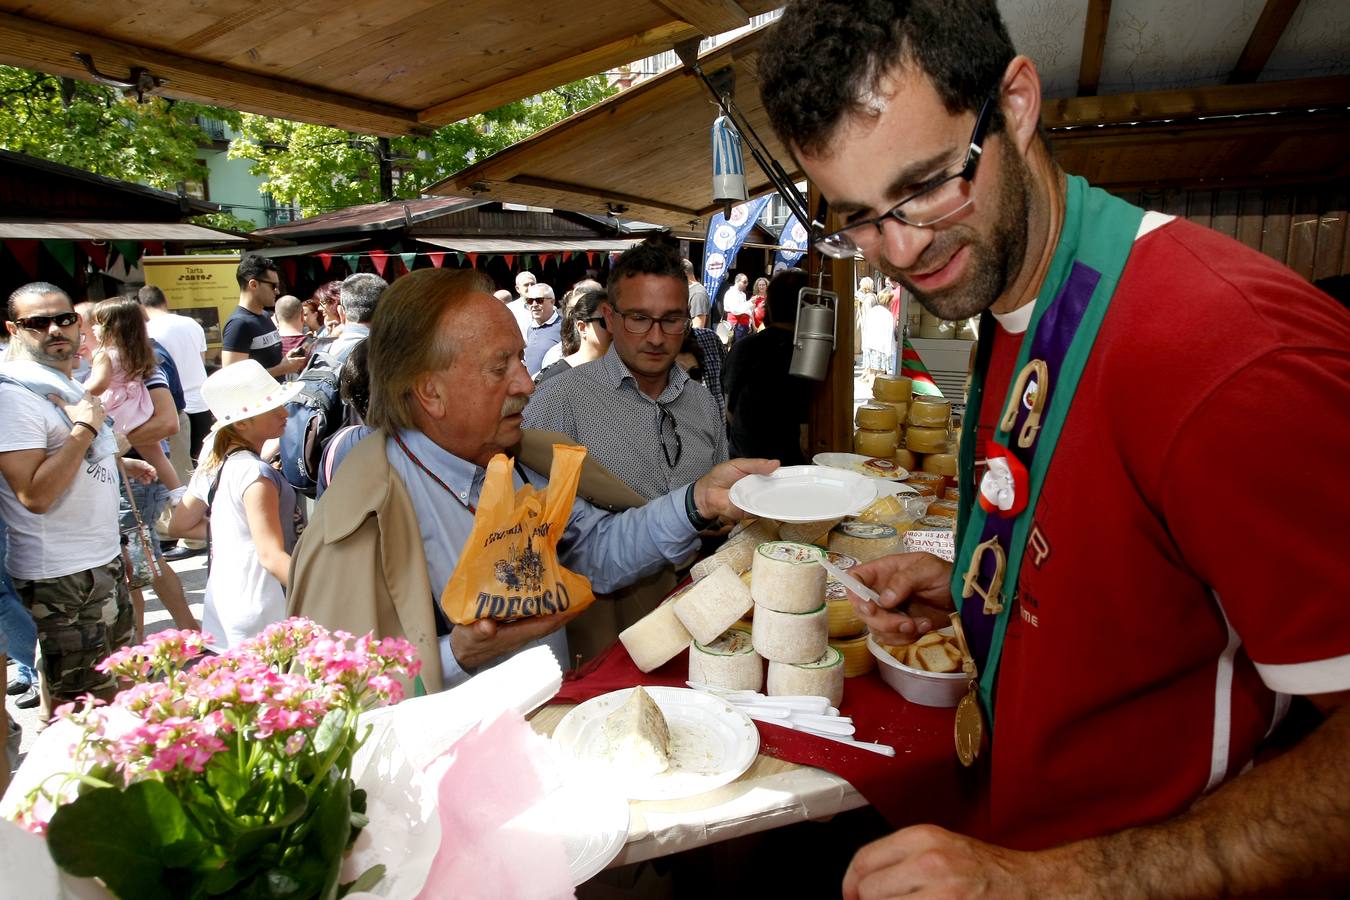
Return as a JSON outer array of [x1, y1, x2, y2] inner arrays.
[[3, 0, 1348, 892]]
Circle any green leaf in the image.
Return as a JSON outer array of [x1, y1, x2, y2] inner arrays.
[[311, 775, 354, 900], [337, 864, 386, 897], [312, 708, 347, 757], [46, 781, 205, 900]]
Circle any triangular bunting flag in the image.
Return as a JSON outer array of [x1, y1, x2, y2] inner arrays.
[[112, 240, 141, 268], [44, 241, 77, 277], [318, 253, 333, 271], [7, 241, 39, 278], [341, 254, 361, 273], [466, 252, 479, 268], [79, 241, 108, 271], [538, 253, 552, 267], [399, 252, 417, 273], [586, 252, 598, 266], [502, 254, 515, 270], [369, 250, 390, 277], [562, 251, 573, 263], [280, 258, 298, 286], [427, 252, 446, 268]]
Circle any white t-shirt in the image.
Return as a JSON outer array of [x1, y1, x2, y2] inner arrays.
[[0, 383, 121, 580], [188, 452, 297, 650], [505, 298, 532, 337], [723, 287, 752, 316], [146, 313, 209, 413]]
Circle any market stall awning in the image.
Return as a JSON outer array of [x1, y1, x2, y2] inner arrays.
[[0, 1, 780, 136], [417, 237, 644, 254], [0, 221, 247, 243], [252, 239, 367, 258], [427, 29, 795, 232]]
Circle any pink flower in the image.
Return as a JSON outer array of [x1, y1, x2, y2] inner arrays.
[[366, 674, 404, 705]]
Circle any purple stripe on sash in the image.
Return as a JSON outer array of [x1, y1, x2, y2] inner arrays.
[[961, 262, 1101, 669]]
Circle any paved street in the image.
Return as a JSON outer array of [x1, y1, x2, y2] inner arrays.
[[5, 552, 209, 781]]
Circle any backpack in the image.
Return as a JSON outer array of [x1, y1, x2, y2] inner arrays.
[[279, 351, 347, 498]]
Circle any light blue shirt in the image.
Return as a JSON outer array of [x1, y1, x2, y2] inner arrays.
[[386, 428, 700, 687]]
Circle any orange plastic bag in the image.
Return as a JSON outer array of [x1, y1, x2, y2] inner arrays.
[[440, 443, 595, 625]]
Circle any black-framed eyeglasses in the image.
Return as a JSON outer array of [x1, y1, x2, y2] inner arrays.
[[11, 312, 79, 332], [657, 405, 682, 468], [258, 278, 281, 291], [814, 96, 995, 260], [614, 308, 690, 336], [525, 296, 551, 306]]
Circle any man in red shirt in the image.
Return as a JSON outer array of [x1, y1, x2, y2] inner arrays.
[[760, 1, 1350, 895]]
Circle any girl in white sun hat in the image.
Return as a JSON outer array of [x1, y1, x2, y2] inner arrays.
[[168, 361, 303, 650]]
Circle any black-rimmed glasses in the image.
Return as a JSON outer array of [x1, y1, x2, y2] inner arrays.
[[657, 405, 682, 468], [814, 96, 995, 260], [614, 308, 690, 336], [11, 312, 79, 332]]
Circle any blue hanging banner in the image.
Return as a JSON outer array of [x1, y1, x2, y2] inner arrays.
[[773, 212, 809, 271], [702, 196, 771, 302]]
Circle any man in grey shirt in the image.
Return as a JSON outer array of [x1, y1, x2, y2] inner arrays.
[[683, 258, 711, 329], [328, 272, 387, 363], [526, 241, 728, 501]]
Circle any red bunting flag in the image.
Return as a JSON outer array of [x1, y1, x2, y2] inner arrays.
[[318, 253, 333, 271], [586, 252, 597, 266], [280, 258, 298, 286], [539, 253, 553, 267], [502, 254, 515, 269], [466, 252, 479, 268], [7, 240, 39, 277], [143, 241, 165, 257], [562, 251, 573, 263], [80, 241, 108, 271], [369, 250, 390, 277], [427, 252, 446, 268]]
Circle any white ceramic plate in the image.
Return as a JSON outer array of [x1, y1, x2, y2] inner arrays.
[[512, 773, 630, 885], [729, 464, 879, 523], [553, 687, 760, 801], [813, 451, 911, 482]]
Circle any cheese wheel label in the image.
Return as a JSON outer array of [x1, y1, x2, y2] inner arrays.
[[837, 522, 897, 540], [758, 541, 826, 564], [825, 551, 858, 569], [695, 626, 754, 655]]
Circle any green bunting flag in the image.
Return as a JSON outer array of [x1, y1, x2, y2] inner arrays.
[[399, 252, 417, 272], [112, 240, 141, 268], [341, 254, 361, 273], [44, 241, 77, 277]]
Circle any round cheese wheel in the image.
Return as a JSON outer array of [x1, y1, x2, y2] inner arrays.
[[828, 522, 902, 562], [826, 596, 866, 637], [905, 425, 950, 454], [690, 519, 777, 580], [674, 563, 755, 644], [751, 602, 829, 664], [904, 471, 945, 497], [908, 396, 952, 428], [922, 452, 958, 477], [875, 400, 909, 426], [854, 402, 898, 431], [619, 599, 692, 673], [854, 427, 899, 458], [767, 647, 845, 707], [751, 541, 827, 613], [926, 499, 959, 519], [912, 514, 955, 532], [872, 374, 913, 402], [830, 634, 876, 677], [689, 626, 763, 692], [893, 447, 917, 470]]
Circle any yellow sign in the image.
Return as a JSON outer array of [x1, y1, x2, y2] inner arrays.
[[142, 254, 241, 355]]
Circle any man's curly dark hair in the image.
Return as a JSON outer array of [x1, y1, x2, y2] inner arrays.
[[759, 0, 1015, 157], [607, 238, 686, 308]]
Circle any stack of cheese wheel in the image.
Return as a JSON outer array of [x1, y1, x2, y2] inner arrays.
[[871, 375, 912, 438], [853, 402, 899, 459], [768, 646, 845, 707], [750, 541, 830, 667], [689, 626, 763, 692], [690, 518, 777, 581], [823, 551, 875, 677], [619, 590, 694, 673], [905, 395, 952, 456]]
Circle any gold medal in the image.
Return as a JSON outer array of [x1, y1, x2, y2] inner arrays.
[[949, 612, 984, 766]]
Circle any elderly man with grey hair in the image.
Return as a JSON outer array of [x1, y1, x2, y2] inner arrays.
[[288, 268, 775, 692], [328, 272, 387, 363]]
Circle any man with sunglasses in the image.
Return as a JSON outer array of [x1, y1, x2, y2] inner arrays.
[[760, 1, 1350, 895], [0, 283, 155, 719], [221, 255, 307, 378], [521, 282, 562, 376], [524, 240, 728, 503]]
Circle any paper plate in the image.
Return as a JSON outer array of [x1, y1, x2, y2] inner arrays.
[[729, 464, 879, 523], [553, 687, 759, 802], [512, 772, 630, 885], [812, 451, 911, 482]]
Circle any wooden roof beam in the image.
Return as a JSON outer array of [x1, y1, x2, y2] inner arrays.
[[0, 10, 423, 137], [1228, 0, 1303, 84], [503, 176, 703, 219], [1076, 0, 1112, 97], [1043, 74, 1350, 128], [417, 21, 699, 127], [651, 0, 751, 36]]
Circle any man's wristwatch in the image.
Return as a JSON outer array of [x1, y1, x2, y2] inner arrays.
[[685, 484, 715, 531]]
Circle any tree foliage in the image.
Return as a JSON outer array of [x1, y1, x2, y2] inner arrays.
[[229, 76, 616, 216], [0, 65, 233, 191]]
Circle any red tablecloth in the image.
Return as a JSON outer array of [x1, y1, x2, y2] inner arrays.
[[551, 642, 983, 829]]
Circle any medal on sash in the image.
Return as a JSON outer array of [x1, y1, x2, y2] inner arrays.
[[950, 175, 1144, 765]]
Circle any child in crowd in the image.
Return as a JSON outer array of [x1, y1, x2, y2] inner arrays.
[[85, 297, 182, 491], [169, 362, 302, 650]]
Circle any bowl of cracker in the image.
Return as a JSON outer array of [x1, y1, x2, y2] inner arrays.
[[867, 629, 968, 707]]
